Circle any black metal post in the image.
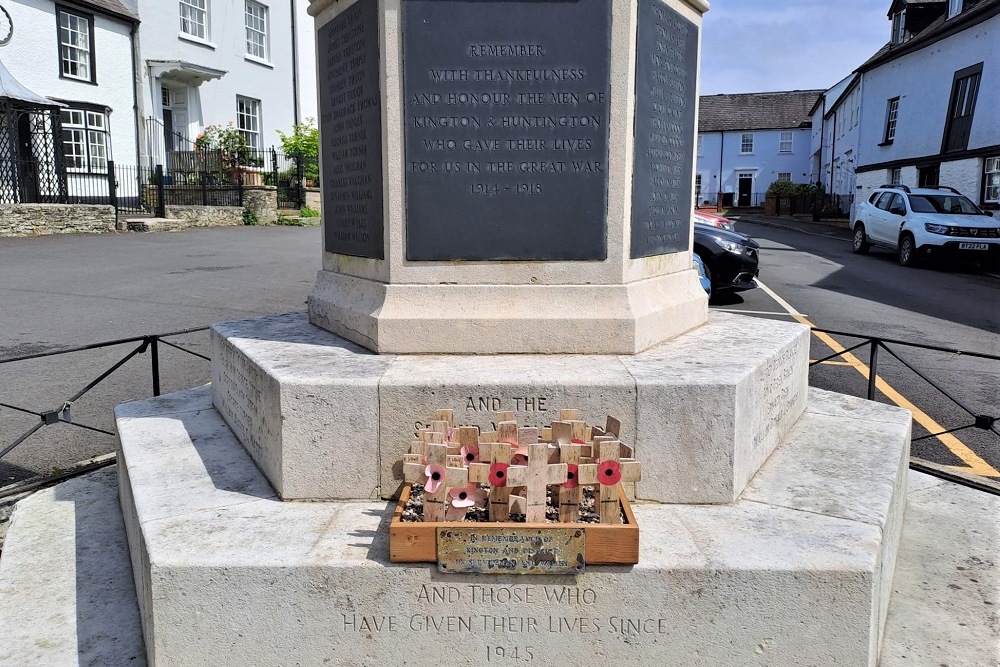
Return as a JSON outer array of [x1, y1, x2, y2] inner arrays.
[[150, 337, 161, 397], [106, 160, 118, 217], [201, 171, 208, 206], [237, 170, 244, 207], [867, 340, 880, 400], [296, 155, 305, 209], [154, 165, 166, 218]]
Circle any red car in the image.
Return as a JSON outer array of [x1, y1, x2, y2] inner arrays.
[[693, 210, 735, 231]]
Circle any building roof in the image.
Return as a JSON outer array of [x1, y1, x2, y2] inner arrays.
[[859, 0, 999, 72], [0, 58, 64, 108], [698, 90, 823, 133], [70, 0, 139, 22]]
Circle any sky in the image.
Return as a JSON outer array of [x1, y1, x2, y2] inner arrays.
[[700, 0, 893, 95]]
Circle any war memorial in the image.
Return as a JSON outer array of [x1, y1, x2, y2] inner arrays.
[[0, 0, 943, 664]]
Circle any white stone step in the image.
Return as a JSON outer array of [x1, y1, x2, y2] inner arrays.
[[125, 218, 173, 232], [111, 384, 905, 666], [210, 310, 810, 504], [2, 393, 994, 666], [0, 467, 146, 666]]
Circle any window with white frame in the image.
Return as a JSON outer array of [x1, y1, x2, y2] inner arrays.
[[984, 157, 1000, 205], [58, 9, 94, 82], [695, 174, 702, 202], [891, 10, 906, 44], [237, 96, 261, 149], [779, 132, 792, 153], [696, 134, 703, 157], [180, 0, 208, 40], [740, 133, 753, 154], [245, 1, 268, 60], [889, 167, 901, 185], [884, 97, 899, 143], [777, 172, 791, 182], [61, 107, 109, 172], [948, 0, 963, 18]]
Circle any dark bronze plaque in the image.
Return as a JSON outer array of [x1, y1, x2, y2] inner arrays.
[[403, 0, 611, 261], [318, 0, 384, 259], [437, 527, 585, 575], [630, 0, 698, 258]]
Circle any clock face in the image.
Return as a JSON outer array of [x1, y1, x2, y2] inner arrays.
[[0, 6, 12, 47]]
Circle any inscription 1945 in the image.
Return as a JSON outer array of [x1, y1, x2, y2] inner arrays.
[[630, 0, 698, 258], [403, 0, 612, 261]]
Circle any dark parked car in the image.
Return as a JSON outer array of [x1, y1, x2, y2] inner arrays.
[[693, 222, 760, 298]]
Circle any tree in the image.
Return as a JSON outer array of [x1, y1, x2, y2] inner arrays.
[[277, 118, 319, 182]]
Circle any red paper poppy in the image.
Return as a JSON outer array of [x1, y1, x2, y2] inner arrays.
[[562, 463, 579, 489], [571, 438, 585, 444], [597, 460, 621, 486], [488, 462, 509, 487]]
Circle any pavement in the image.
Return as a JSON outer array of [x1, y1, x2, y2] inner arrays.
[[729, 212, 853, 239]]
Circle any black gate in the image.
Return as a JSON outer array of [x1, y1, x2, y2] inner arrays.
[[0, 105, 68, 204], [272, 148, 305, 211]]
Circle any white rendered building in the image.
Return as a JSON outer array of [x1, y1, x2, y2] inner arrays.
[[1, 0, 140, 200], [133, 0, 300, 165], [854, 0, 999, 211], [695, 90, 822, 208]]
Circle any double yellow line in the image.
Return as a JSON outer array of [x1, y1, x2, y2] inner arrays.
[[756, 281, 1000, 478]]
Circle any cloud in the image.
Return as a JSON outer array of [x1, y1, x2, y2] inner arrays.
[[700, 0, 890, 94]]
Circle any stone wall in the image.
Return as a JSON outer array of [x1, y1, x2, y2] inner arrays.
[[164, 206, 243, 227], [305, 188, 321, 211], [244, 187, 278, 225], [0, 204, 116, 238]]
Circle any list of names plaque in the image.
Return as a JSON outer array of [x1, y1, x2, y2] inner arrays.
[[403, 0, 612, 261], [318, 0, 384, 259], [630, 0, 698, 258]]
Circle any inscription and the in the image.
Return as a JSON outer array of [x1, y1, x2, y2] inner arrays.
[[318, 0, 384, 258], [630, 0, 698, 258], [403, 0, 612, 260]]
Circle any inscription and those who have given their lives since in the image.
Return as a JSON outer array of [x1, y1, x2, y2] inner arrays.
[[631, 0, 698, 258], [403, 0, 612, 261], [318, 0, 384, 258], [340, 584, 674, 659]]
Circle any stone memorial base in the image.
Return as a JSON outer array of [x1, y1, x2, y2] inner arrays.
[[91, 310, 912, 666], [308, 269, 709, 355], [210, 311, 809, 503], [112, 381, 910, 666]]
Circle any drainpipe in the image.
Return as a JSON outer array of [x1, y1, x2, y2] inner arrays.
[[829, 108, 837, 196], [718, 130, 724, 210], [290, 0, 301, 126], [130, 18, 144, 167]]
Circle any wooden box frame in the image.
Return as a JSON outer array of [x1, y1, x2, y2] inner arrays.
[[389, 483, 639, 565]]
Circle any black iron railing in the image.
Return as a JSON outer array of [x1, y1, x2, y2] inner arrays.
[[809, 328, 999, 494], [1, 325, 996, 497], [0, 328, 209, 464]]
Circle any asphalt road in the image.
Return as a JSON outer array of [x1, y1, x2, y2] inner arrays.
[[0, 226, 320, 484], [723, 214, 1000, 478], [1, 220, 997, 487]]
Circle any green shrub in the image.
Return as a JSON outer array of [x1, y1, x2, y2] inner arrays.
[[242, 205, 259, 226], [300, 206, 320, 218]]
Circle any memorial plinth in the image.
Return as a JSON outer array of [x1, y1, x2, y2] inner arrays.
[[100, 0, 915, 665], [307, 0, 710, 354]]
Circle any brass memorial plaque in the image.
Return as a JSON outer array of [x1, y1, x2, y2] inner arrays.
[[436, 527, 585, 575]]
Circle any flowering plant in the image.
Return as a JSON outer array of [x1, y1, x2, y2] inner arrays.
[[194, 122, 255, 168]]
